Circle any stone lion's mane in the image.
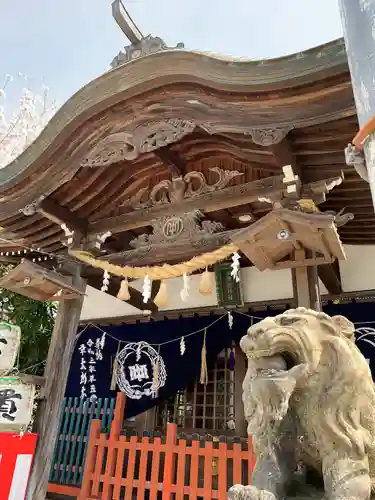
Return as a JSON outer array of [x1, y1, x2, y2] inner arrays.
[[244, 308, 375, 473], [298, 309, 375, 461]]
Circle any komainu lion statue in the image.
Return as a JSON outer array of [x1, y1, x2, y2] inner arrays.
[[228, 308, 375, 500]]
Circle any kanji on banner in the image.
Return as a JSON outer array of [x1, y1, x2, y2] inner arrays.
[[0, 432, 38, 499]]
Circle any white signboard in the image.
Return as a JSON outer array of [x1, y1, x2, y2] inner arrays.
[[0, 323, 21, 376], [0, 378, 36, 432]]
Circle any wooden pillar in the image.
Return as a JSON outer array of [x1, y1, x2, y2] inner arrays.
[[292, 249, 321, 311], [26, 270, 85, 500], [234, 346, 247, 436]]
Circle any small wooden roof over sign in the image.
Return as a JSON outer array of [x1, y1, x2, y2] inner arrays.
[[0, 260, 85, 302], [231, 209, 346, 271]]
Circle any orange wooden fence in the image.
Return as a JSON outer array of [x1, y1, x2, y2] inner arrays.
[[79, 393, 256, 499]]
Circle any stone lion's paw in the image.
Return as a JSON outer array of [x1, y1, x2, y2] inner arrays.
[[228, 485, 277, 500]]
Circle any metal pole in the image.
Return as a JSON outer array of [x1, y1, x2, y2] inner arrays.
[[338, 0, 375, 209]]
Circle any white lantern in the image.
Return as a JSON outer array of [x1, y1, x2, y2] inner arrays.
[[0, 323, 21, 375], [0, 377, 36, 432]]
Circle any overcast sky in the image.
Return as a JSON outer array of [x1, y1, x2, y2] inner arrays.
[[0, 0, 344, 106]]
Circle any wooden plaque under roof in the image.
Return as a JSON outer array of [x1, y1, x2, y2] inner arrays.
[[0, 259, 85, 301], [231, 208, 346, 271]]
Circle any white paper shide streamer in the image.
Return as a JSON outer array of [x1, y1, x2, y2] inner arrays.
[[227, 311, 234, 330], [101, 271, 110, 292], [230, 252, 241, 282], [180, 336, 186, 355], [180, 273, 190, 302], [142, 275, 152, 303], [116, 341, 167, 400]]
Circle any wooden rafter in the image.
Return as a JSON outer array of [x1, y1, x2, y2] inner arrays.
[[153, 146, 184, 177], [88, 175, 286, 235], [317, 259, 342, 295], [270, 135, 302, 178], [37, 198, 88, 234]]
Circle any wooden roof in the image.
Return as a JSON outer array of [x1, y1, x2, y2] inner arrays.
[[0, 37, 371, 301]]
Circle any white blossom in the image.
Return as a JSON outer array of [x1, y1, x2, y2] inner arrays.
[[0, 74, 56, 169]]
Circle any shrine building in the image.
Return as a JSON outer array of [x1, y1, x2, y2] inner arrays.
[[1, 3, 375, 497]]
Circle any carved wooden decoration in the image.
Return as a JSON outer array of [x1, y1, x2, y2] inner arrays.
[[129, 167, 243, 210], [231, 208, 346, 271], [88, 172, 346, 236], [102, 211, 236, 266], [80, 119, 195, 167], [0, 260, 85, 301]]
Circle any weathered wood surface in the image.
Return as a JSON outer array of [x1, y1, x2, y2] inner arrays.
[[292, 249, 322, 310], [26, 271, 85, 500]]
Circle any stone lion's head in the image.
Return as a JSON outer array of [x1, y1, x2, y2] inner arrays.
[[241, 307, 375, 459]]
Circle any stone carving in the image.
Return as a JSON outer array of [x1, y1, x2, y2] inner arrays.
[[110, 35, 184, 69], [129, 167, 243, 210], [80, 119, 195, 167], [345, 143, 369, 182], [247, 127, 293, 146], [229, 308, 375, 500], [129, 210, 224, 249]]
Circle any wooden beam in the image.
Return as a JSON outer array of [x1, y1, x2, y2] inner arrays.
[[26, 266, 85, 500], [38, 197, 88, 234], [270, 136, 302, 178], [86, 273, 159, 314], [317, 260, 342, 295], [153, 146, 184, 177], [88, 175, 286, 235], [18, 373, 46, 387]]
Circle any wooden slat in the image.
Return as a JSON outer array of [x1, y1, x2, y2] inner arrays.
[[233, 442, 242, 485], [176, 438, 186, 500], [113, 436, 126, 499], [124, 436, 138, 500], [218, 442, 228, 497], [60, 397, 79, 484], [189, 439, 199, 498], [203, 441, 213, 499], [162, 424, 177, 500], [65, 398, 85, 484], [78, 419, 101, 500], [91, 432, 107, 496], [53, 397, 72, 482], [137, 437, 149, 499], [149, 436, 161, 500]]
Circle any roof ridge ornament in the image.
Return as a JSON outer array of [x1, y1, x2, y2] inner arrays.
[[111, 35, 185, 69]]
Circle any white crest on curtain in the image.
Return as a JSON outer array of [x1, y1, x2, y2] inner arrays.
[[116, 341, 167, 400]]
